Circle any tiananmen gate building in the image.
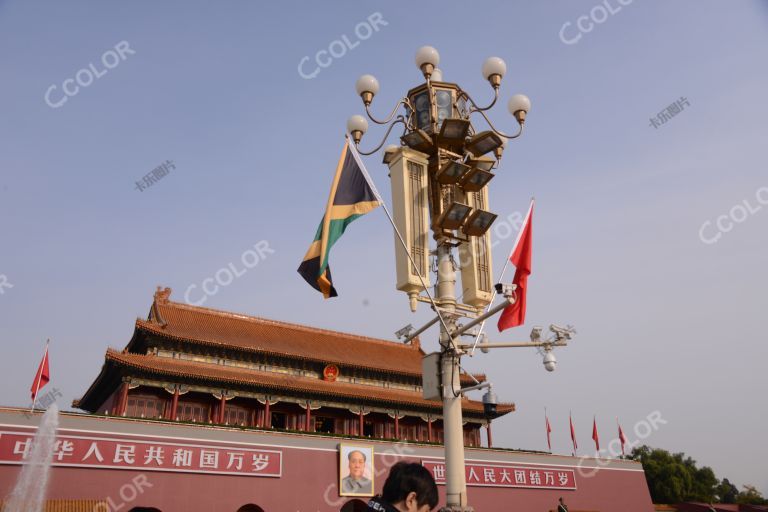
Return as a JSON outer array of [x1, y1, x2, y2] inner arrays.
[[0, 287, 655, 511]]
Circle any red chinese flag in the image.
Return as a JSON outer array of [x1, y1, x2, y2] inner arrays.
[[30, 344, 50, 401], [545, 415, 552, 451], [497, 200, 534, 332], [618, 421, 627, 456], [569, 413, 578, 453], [592, 417, 600, 452]]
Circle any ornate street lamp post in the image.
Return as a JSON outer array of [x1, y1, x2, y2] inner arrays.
[[348, 46, 560, 512]]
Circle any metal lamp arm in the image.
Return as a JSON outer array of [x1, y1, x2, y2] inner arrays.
[[460, 87, 499, 114], [457, 340, 569, 350], [459, 381, 491, 395], [472, 107, 524, 140], [355, 118, 406, 156], [365, 98, 413, 125]]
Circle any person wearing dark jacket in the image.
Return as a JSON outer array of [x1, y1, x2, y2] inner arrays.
[[367, 462, 439, 512]]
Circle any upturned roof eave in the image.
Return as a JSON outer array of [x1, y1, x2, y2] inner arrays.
[[102, 350, 512, 419]]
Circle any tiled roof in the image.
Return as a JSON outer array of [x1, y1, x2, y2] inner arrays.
[[0, 500, 108, 512], [103, 349, 514, 417], [139, 288, 484, 383]]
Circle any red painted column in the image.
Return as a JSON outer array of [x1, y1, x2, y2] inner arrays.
[[305, 402, 311, 432], [394, 415, 400, 439], [486, 423, 493, 448], [210, 403, 218, 423], [168, 388, 179, 421], [116, 381, 129, 416], [264, 399, 271, 428], [219, 395, 227, 423], [358, 412, 364, 436], [427, 420, 433, 442]]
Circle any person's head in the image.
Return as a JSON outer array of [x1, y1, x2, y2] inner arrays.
[[381, 462, 439, 512], [559, 497, 564, 504], [347, 450, 366, 479]]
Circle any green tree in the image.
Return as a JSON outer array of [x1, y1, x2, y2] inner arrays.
[[736, 485, 767, 505], [629, 446, 693, 503], [628, 446, 723, 503], [716, 478, 739, 504], [690, 466, 718, 502]]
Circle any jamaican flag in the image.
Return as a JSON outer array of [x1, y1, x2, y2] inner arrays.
[[298, 137, 382, 298]]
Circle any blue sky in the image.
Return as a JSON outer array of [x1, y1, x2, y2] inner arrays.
[[1, 0, 767, 495]]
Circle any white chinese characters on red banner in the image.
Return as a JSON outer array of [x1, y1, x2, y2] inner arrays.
[[422, 460, 576, 490], [0, 430, 281, 478]]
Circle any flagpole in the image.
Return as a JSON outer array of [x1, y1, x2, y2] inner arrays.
[[469, 197, 535, 355], [617, 416, 625, 458], [593, 414, 598, 458], [570, 409, 576, 457], [30, 339, 48, 413], [347, 135, 455, 345]]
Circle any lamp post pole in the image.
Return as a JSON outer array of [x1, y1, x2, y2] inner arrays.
[[435, 242, 470, 509]]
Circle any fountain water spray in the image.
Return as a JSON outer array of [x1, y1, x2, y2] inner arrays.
[[3, 404, 60, 512]]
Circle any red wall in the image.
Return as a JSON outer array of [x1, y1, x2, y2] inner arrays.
[[0, 410, 655, 512], [0, 452, 655, 512]]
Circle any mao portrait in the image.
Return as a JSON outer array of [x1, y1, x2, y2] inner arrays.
[[339, 444, 374, 496]]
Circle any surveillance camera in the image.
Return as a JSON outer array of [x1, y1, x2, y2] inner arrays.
[[543, 351, 557, 372], [477, 332, 490, 353], [482, 389, 498, 417], [463, 327, 480, 338], [494, 283, 517, 299], [530, 326, 543, 342], [395, 324, 414, 339], [549, 324, 575, 342]]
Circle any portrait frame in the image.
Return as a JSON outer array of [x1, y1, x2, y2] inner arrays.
[[338, 444, 375, 497]]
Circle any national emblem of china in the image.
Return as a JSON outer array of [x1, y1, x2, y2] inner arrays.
[[323, 364, 340, 382]]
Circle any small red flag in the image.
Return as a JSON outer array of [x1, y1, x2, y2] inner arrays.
[[569, 413, 578, 454], [30, 343, 50, 401], [497, 200, 534, 332], [618, 420, 627, 456], [592, 417, 600, 452], [545, 414, 552, 451]]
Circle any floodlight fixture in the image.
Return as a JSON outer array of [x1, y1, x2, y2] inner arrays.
[[401, 129, 433, 153], [466, 130, 504, 156], [461, 168, 495, 192], [438, 160, 471, 185], [437, 118, 471, 147], [438, 202, 472, 230], [463, 209, 497, 236]]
